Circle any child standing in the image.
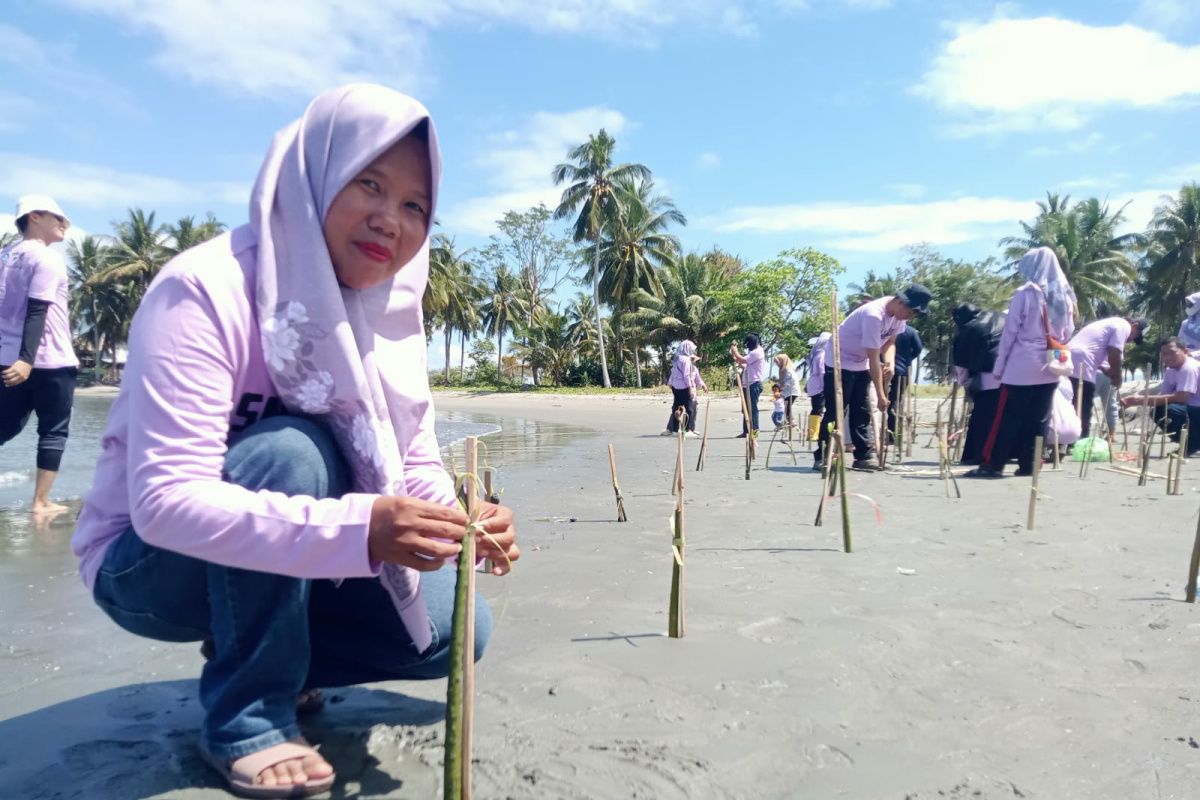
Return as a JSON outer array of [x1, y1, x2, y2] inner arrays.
[[771, 384, 786, 428]]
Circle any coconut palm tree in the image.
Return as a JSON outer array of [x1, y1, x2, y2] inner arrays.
[[1139, 183, 1200, 332], [552, 129, 651, 387], [591, 178, 685, 387], [565, 292, 605, 361], [426, 236, 484, 384], [67, 235, 126, 380], [1001, 193, 1139, 318], [88, 208, 169, 309], [165, 213, 226, 258], [630, 252, 736, 358], [480, 266, 528, 377]]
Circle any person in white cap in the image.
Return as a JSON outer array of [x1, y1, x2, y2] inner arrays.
[[0, 194, 78, 515]]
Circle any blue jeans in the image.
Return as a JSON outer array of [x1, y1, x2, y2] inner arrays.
[[91, 415, 492, 761]]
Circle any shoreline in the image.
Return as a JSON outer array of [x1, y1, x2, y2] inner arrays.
[[0, 390, 1196, 798]]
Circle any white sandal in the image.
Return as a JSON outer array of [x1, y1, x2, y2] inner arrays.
[[201, 739, 335, 798]]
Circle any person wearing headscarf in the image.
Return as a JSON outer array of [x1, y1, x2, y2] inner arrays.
[[951, 303, 1004, 464], [71, 85, 520, 796], [773, 352, 801, 429], [664, 339, 703, 436], [1178, 292, 1200, 354], [730, 333, 766, 436], [0, 194, 77, 516], [967, 247, 1077, 478], [804, 333, 831, 440], [812, 286, 929, 472]]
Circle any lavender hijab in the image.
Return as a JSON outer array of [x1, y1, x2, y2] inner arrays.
[[250, 84, 441, 499], [249, 85, 444, 644], [1017, 246, 1076, 335]]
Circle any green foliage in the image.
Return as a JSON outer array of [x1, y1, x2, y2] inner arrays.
[[1135, 183, 1200, 337], [712, 247, 843, 362]]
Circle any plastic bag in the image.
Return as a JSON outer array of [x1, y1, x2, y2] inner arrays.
[[1070, 437, 1110, 462]]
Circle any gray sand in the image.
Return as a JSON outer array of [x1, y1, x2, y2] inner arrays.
[[2, 391, 1199, 799]]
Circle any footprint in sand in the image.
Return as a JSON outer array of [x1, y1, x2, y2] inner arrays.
[[737, 616, 805, 644]]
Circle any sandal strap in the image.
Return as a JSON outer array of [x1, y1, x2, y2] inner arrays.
[[228, 742, 322, 784]]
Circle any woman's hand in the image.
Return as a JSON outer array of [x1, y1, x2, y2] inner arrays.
[[367, 496, 469, 570], [475, 502, 520, 576]]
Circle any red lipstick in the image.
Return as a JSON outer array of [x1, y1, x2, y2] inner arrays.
[[354, 241, 393, 262]]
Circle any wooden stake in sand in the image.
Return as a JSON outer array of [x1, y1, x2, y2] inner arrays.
[[829, 290, 853, 553], [481, 468, 500, 573], [1171, 425, 1189, 496], [814, 436, 833, 527], [695, 399, 711, 472], [669, 422, 686, 638], [671, 408, 688, 496], [607, 444, 628, 522], [1026, 435, 1044, 531], [1187, 502, 1200, 604], [893, 376, 906, 465], [444, 436, 480, 800], [734, 368, 756, 477]]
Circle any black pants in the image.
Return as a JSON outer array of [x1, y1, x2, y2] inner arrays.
[[886, 372, 908, 436], [961, 387, 1000, 465], [0, 366, 77, 471], [666, 387, 697, 432], [809, 393, 826, 418], [1068, 377, 1097, 439], [1153, 403, 1200, 454], [982, 382, 1056, 474], [814, 368, 874, 462], [741, 381, 762, 434]]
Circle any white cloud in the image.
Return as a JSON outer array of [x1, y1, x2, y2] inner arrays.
[[0, 154, 250, 212], [441, 107, 629, 235], [697, 151, 721, 169], [916, 17, 1200, 134], [706, 196, 1038, 251], [58, 0, 759, 97], [0, 24, 141, 117]]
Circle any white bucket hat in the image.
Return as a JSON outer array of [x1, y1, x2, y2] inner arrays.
[[15, 194, 70, 227]]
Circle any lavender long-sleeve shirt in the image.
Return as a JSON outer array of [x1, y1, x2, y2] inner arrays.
[[993, 285, 1074, 387], [72, 227, 454, 593]]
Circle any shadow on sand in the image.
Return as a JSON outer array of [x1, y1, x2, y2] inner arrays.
[[0, 679, 445, 799]]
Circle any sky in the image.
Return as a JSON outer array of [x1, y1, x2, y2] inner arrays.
[[1, 1, 1198, 364]]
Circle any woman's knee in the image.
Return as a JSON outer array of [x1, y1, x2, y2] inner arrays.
[[223, 415, 351, 498]]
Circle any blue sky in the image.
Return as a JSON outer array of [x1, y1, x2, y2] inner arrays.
[[2, 0, 1198, 362]]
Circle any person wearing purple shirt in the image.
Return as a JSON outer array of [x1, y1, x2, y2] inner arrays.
[[812, 285, 929, 472], [804, 333, 830, 440], [663, 339, 704, 436], [730, 333, 766, 436], [70, 86, 520, 796], [1120, 337, 1200, 455], [1066, 315, 1148, 440], [0, 194, 78, 517], [968, 247, 1077, 478]]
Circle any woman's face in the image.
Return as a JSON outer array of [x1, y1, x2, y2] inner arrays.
[[323, 133, 432, 290]]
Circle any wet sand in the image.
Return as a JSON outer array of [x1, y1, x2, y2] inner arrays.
[[2, 390, 1199, 798]]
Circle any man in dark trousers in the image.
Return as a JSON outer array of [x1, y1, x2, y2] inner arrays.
[[886, 325, 922, 441], [813, 284, 930, 472]]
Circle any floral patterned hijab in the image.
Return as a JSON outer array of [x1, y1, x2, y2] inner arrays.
[[250, 84, 441, 497], [1181, 291, 1200, 349], [1017, 246, 1076, 335]]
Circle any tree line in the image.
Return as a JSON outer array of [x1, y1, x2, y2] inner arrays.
[[6, 135, 1196, 389]]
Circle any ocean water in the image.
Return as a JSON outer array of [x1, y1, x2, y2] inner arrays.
[[0, 394, 500, 512]]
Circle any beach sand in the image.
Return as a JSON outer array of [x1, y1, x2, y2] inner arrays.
[[1, 390, 1198, 798]]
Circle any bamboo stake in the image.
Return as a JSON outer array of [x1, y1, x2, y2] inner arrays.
[[607, 444, 628, 522], [1026, 435, 1044, 530], [734, 369, 754, 479], [906, 376, 916, 457], [814, 436, 832, 527], [695, 399, 711, 471], [671, 408, 687, 496], [830, 290, 852, 553], [947, 383, 959, 459], [1167, 454, 1177, 496], [669, 423, 686, 638], [894, 378, 906, 465], [1187, 503, 1200, 603], [481, 468, 499, 574], [444, 437, 479, 800], [1174, 425, 1189, 496]]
